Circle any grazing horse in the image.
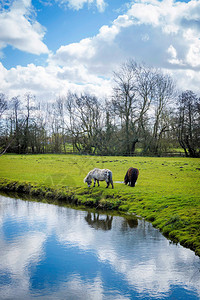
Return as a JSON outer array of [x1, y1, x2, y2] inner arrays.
[[124, 167, 139, 187], [84, 168, 114, 189]]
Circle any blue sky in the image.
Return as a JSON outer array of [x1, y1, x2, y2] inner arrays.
[[2, 0, 127, 68], [0, 0, 200, 100]]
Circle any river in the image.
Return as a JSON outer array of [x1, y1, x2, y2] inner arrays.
[[0, 194, 199, 299]]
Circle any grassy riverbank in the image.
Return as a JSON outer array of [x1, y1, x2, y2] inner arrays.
[[0, 154, 200, 256]]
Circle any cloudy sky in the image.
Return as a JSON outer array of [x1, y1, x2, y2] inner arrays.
[[0, 0, 200, 101]]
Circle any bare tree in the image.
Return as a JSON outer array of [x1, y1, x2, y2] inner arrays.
[[0, 94, 9, 155], [132, 62, 157, 153], [19, 93, 36, 153], [149, 73, 175, 154], [177, 90, 200, 157], [64, 92, 79, 152], [12, 96, 21, 153], [0, 93, 7, 118], [65, 93, 104, 154], [112, 61, 157, 155], [0, 96, 25, 155], [112, 62, 137, 155], [50, 98, 66, 153]]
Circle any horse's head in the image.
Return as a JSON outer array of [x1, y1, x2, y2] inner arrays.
[[124, 172, 129, 185], [84, 175, 92, 187]]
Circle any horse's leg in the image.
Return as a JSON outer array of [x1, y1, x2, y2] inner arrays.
[[93, 178, 96, 187], [106, 181, 109, 188], [130, 180, 136, 187], [97, 180, 100, 187]]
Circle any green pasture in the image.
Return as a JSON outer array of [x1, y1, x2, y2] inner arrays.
[[0, 154, 200, 256]]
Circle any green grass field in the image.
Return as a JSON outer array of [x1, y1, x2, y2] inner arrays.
[[0, 154, 200, 255]]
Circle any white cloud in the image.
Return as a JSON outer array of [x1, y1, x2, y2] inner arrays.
[[96, 0, 107, 12], [55, 0, 107, 12], [97, 24, 119, 42], [126, 0, 200, 68], [54, 38, 95, 62], [128, 2, 161, 26], [167, 45, 184, 66], [1, 0, 200, 101], [167, 45, 177, 59], [0, 0, 48, 54], [167, 68, 200, 94], [0, 62, 112, 101], [187, 43, 200, 67], [52, 0, 200, 70], [49, 0, 200, 92], [50, 11, 129, 75], [184, 30, 200, 68]]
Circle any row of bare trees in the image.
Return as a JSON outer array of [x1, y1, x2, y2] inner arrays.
[[0, 61, 199, 157], [176, 90, 200, 158]]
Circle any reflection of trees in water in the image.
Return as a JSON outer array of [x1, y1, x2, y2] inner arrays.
[[85, 212, 113, 231], [120, 217, 138, 232], [85, 212, 139, 232]]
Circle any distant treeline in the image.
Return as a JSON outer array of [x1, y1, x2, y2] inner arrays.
[[0, 61, 200, 157]]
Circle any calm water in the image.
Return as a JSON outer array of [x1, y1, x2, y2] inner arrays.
[[0, 195, 200, 300]]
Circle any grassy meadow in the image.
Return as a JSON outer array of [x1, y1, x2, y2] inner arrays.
[[0, 154, 200, 255]]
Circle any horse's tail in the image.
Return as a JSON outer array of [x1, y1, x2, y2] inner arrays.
[[107, 170, 114, 188], [107, 170, 112, 182]]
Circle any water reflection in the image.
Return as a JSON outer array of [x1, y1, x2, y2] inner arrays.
[[121, 216, 138, 230], [0, 194, 200, 299], [85, 212, 113, 230], [85, 212, 138, 232]]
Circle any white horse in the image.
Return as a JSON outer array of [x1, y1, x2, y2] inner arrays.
[[84, 168, 114, 189]]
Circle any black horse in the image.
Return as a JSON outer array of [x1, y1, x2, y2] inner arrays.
[[124, 167, 139, 187]]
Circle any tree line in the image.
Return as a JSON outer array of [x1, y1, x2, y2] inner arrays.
[[0, 61, 199, 157]]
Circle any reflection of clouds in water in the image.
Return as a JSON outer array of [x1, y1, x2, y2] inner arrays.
[[65, 274, 130, 300], [38, 204, 200, 298], [97, 240, 200, 297], [0, 195, 200, 299], [40, 274, 129, 300], [0, 199, 52, 299], [55, 213, 200, 298], [97, 247, 175, 297], [0, 234, 45, 272], [0, 233, 45, 299], [63, 274, 105, 300], [55, 207, 94, 248]]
